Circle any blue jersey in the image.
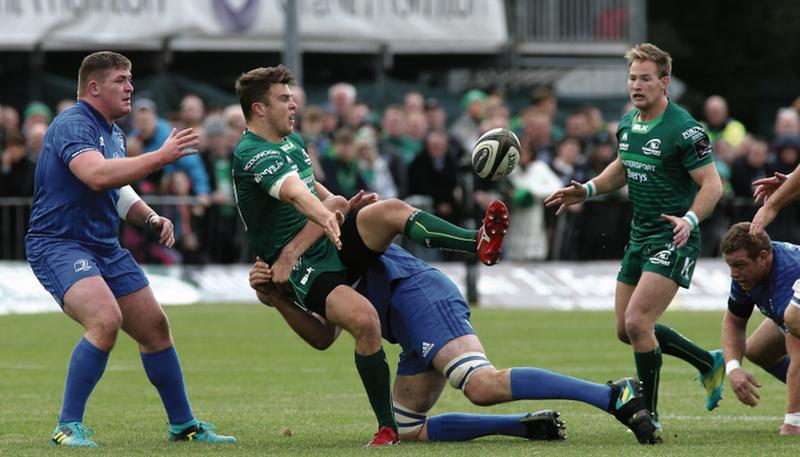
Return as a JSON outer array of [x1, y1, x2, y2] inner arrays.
[[27, 101, 127, 247], [728, 241, 800, 331]]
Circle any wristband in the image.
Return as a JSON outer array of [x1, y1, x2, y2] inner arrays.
[[145, 212, 160, 229], [682, 210, 699, 230], [583, 181, 597, 198], [725, 359, 741, 375], [785, 413, 800, 427]]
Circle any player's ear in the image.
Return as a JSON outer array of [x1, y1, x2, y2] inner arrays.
[[251, 101, 266, 117], [660, 75, 670, 93], [88, 80, 100, 96]]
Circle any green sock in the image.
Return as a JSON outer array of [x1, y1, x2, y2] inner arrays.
[[655, 323, 714, 373], [403, 210, 477, 254], [634, 348, 662, 421], [355, 347, 397, 431]]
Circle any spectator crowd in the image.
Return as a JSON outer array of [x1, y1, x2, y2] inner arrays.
[[3, 84, 800, 263]]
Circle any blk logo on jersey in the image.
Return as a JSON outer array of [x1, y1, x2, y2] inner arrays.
[[642, 139, 662, 156], [73, 259, 92, 272]]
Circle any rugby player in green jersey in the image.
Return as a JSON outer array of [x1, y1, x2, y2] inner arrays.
[[231, 66, 508, 446], [545, 43, 725, 433]]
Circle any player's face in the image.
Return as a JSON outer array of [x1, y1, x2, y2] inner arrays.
[[264, 83, 297, 137], [627, 60, 668, 112], [95, 68, 134, 120], [723, 248, 770, 291]]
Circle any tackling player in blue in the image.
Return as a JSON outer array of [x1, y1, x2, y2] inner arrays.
[[25, 51, 235, 447], [248, 198, 660, 445], [720, 222, 800, 434]]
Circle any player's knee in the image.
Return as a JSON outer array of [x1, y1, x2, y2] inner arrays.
[[463, 368, 503, 406], [345, 307, 381, 343], [87, 309, 123, 350], [616, 325, 631, 344], [623, 315, 649, 343]]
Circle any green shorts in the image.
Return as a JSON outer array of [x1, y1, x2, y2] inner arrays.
[[617, 242, 699, 289], [287, 239, 346, 308]]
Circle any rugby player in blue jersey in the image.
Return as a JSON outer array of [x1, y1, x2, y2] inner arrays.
[[25, 51, 235, 447], [720, 222, 800, 435], [248, 199, 659, 445]]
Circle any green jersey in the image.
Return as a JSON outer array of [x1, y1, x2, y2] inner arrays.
[[232, 130, 339, 266], [616, 101, 714, 246]]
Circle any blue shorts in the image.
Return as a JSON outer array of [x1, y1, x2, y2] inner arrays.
[[388, 270, 476, 376], [26, 239, 148, 307]]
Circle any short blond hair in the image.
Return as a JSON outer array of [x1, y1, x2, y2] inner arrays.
[[625, 43, 672, 78]]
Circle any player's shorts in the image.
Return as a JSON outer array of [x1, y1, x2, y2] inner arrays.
[[617, 241, 699, 289], [388, 269, 476, 376], [298, 212, 383, 316], [25, 239, 148, 307]]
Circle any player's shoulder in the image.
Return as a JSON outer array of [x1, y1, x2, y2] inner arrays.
[[666, 102, 702, 130], [48, 104, 100, 138], [287, 131, 305, 147], [619, 108, 637, 126]]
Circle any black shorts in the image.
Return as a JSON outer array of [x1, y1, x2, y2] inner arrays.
[[304, 211, 383, 317]]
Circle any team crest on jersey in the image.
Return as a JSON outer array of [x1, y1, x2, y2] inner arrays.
[[642, 139, 661, 156], [73, 259, 92, 272]]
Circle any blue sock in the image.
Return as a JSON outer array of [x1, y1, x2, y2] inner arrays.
[[140, 346, 194, 425], [765, 357, 789, 383], [510, 367, 611, 411], [59, 337, 109, 423], [426, 413, 529, 441]]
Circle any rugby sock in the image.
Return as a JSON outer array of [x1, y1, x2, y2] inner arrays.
[[427, 413, 529, 441], [766, 357, 790, 383], [655, 323, 714, 373], [59, 337, 109, 423], [404, 210, 477, 253], [634, 348, 662, 420], [140, 346, 194, 425], [510, 367, 611, 410], [355, 347, 397, 431]]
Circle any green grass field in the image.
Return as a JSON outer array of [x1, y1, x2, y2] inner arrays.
[[1, 304, 797, 456]]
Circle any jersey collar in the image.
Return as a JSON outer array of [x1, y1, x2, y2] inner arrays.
[[77, 100, 115, 133]]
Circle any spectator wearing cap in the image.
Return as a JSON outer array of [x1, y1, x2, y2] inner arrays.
[[703, 95, 746, 147], [450, 89, 487, 153], [0, 130, 35, 196], [319, 128, 369, 199], [130, 98, 210, 197], [22, 101, 52, 133]]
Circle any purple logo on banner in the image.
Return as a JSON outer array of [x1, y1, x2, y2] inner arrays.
[[212, 0, 260, 33]]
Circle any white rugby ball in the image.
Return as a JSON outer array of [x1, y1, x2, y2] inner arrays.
[[471, 128, 520, 181]]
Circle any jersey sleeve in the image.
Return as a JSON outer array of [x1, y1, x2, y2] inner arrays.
[[55, 119, 100, 165], [727, 281, 754, 319], [678, 121, 714, 171], [245, 148, 299, 199]]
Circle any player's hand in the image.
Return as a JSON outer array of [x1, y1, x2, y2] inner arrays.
[[150, 215, 176, 248], [661, 213, 692, 249], [728, 367, 761, 407], [544, 180, 588, 216], [321, 210, 344, 249], [750, 204, 778, 236], [158, 128, 200, 164], [249, 256, 273, 292], [348, 189, 380, 211], [753, 172, 788, 204], [271, 252, 297, 287]]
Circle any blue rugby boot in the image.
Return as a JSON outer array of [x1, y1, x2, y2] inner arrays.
[[168, 420, 237, 443], [51, 422, 97, 447], [698, 349, 725, 411]]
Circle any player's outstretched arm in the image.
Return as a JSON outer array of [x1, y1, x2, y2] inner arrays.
[[69, 127, 199, 191], [278, 176, 343, 249], [249, 258, 339, 350], [753, 171, 789, 204], [752, 169, 800, 235], [544, 156, 626, 215], [722, 311, 761, 407]]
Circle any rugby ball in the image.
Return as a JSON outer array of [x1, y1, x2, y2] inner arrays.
[[471, 128, 520, 181]]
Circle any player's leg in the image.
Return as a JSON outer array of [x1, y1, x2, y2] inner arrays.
[[391, 370, 446, 441], [745, 318, 789, 383], [318, 282, 398, 444], [780, 332, 800, 435], [109, 247, 235, 443], [27, 243, 118, 447], [355, 198, 509, 265]]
